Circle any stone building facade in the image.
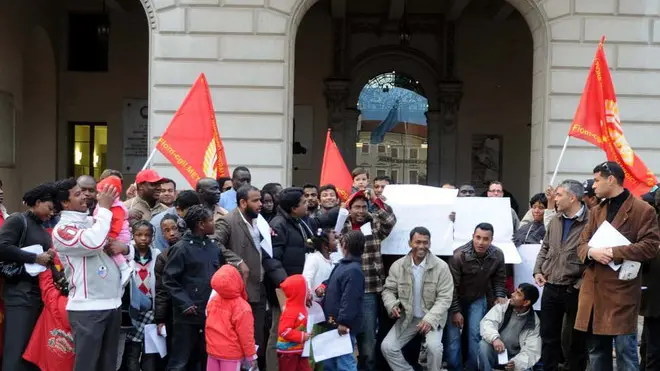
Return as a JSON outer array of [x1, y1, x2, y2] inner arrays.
[[0, 0, 659, 211]]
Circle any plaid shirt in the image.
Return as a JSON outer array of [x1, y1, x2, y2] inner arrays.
[[342, 203, 396, 293], [127, 309, 155, 343]]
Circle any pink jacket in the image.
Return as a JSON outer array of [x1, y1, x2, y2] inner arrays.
[[93, 199, 130, 244]]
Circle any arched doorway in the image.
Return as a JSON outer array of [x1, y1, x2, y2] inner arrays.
[[292, 0, 537, 203], [357, 71, 429, 184]]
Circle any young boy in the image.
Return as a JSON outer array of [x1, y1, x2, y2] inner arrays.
[[163, 205, 226, 370], [351, 167, 369, 194], [319, 230, 366, 371]]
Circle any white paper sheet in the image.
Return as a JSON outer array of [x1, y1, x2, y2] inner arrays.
[[334, 208, 349, 234], [513, 244, 543, 311], [144, 324, 167, 358], [256, 214, 273, 258], [588, 221, 635, 274], [360, 223, 373, 236], [452, 197, 521, 264], [302, 303, 326, 357], [498, 349, 509, 364], [22, 245, 46, 276], [380, 185, 458, 255], [310, 330, 353, 362]]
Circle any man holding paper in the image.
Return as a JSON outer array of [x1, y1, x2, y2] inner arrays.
[[381, 227, 454, 371], [575, 161, 660, 371], [533, 179, 588, 371]]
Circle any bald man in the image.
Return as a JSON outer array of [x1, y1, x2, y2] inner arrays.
[[77, 175, 98, 215]]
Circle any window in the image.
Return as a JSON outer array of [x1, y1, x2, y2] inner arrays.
[[378, 145, 386, 154], [70, 122, 107, 179], [68, 13, 110, 72], [409, 148, 418, 159], [361, 143, 370, 154], [376, 169, 387, 177], [390, 170, 398, 183], [391, 147, 399, 158], [409, 170, 419, 184]]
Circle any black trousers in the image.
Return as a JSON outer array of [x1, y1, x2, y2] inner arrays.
[[540, 283, 587, 371], [69, 308, 122, 371], [166, 322, 207, 371], [250, 288, 267, 371], [2, 304, 41, 371], [642, 316, 660, 371], [124, 340, 158, 371]]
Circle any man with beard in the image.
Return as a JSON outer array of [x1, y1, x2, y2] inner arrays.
[[76, 175, 97, 215], [303, 184, 319, 216], [125, 169, 167, 223], [215, 185, 273, 369], [195, 177, 249, 280]]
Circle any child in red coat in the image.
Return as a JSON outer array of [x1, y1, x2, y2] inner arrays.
[[23, 257, 74, 371], [276, 274, 312, 371]]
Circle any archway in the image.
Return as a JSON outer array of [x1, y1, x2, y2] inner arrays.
[[357, 71, 430, 184], [21, 26, 57, 190], [289, 0, 549, 197]]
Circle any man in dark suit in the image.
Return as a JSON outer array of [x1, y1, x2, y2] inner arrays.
[[215, 184, 269, 367]]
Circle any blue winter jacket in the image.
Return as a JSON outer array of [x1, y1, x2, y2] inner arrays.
[[322, 255, 365, 334]]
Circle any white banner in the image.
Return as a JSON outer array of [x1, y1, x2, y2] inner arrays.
[[513, 244, 543, 311], [380, 185, 457, 255], [378, 186, 522, 264]]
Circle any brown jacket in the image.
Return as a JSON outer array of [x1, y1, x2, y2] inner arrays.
[[124, 196, 167, 222], [215, 208, 263, 304], [534, 205, 589, 288], [448, 242, 506, 313], [575, 192, 660, 335]]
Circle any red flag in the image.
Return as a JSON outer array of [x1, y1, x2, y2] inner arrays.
[[156, 73, 229, 188], [569, 37, 657, 196], [320, 129, 352, 201]]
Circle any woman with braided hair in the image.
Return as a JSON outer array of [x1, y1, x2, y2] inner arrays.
[[163, 205, 226, 370]]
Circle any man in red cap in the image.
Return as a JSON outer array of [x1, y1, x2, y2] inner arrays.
[[125, 169, 168, 223]]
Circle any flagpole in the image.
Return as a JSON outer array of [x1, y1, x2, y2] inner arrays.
[[550, 136, 570, 185], [142, 147, 158, 171]]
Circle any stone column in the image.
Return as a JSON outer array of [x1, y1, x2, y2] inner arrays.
[[438, 80, 463, 183], [341, 108, 360, 170], [323, 77, 352, 161], [425, 110, 442, 185]]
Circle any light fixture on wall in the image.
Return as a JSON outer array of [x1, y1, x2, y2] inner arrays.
[[74, 147, 83, 165], [97, 0, 110, 39]]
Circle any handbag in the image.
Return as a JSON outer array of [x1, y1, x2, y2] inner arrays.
[[0, 213, 28, 279]]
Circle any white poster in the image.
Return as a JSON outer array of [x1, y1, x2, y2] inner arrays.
[[513, 244, 543, 311], [380, 185, 457, 255], [122, 98, 149, 174], [452, 197, 521, 264]]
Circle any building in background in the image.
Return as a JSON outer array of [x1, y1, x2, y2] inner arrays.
[[1, 0, 659, 211]]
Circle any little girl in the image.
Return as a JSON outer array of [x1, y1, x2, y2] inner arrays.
[[95, 175, 132, 285], [206, 264, 258, 371], [125, 221, 160, 371], [302, 228, 337, 302]]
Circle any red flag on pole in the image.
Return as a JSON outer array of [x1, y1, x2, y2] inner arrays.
[[568, 37, 657, 196], [155, 73, 229, 188], [320, 129, 353, 201]]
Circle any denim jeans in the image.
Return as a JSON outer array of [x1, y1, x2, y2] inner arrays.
[[587, 333, 638, 371], [324, 335, 357, 371], [443, 296, 487, 371], [357, 293, 378, 371]]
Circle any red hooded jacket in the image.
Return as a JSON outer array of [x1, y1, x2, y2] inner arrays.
[[23, 262, 74, 371], [205, 265, 256, 361], [276, 274, 309, 353]]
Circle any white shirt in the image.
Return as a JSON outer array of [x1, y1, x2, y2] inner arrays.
[[303, 251, 335, 302], [411, 256, 427, 319], [239, 211, 264, 281]]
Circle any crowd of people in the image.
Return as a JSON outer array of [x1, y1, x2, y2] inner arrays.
[[0, 159, 657, 371]]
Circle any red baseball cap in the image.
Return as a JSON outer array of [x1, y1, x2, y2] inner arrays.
[[135, 169, 164, 184]]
